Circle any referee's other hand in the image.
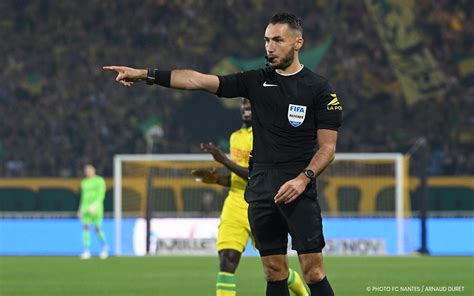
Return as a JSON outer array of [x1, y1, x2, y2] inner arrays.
[[103, 66, 147, 87], [274, 174, 310, 204]]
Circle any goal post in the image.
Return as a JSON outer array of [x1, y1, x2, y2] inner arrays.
[[113, 154, 219, 256], [329, 153, 407, 255], [113, 153, 408, 256]]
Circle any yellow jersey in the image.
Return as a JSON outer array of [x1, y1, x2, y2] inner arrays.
[[228, 126, 253, 208]]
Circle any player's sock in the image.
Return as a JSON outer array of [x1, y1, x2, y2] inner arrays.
[[267, 279, 289, 296], [287, 269, 308, 296], [216, 272, 236, 296], [97, 229, 107, 246], [307, 276, 334, 296], [83, 229, 90, 250]]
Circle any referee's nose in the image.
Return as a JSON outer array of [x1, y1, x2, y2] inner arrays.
[[265, 41, 274, 54]]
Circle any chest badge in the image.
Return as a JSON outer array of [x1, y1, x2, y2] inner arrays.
[[287, 104, 307, 127]]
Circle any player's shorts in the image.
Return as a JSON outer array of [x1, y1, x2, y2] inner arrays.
[[80, 212, 103, 226], [245, 163, 325, 256], [216, 193, 253, 253]]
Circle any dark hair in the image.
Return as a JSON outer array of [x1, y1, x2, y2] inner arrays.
[[83, 160, 95, 168], [269, 12, 303, 34]]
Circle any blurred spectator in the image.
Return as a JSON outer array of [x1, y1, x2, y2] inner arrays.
[[0, 0, 472, 176]]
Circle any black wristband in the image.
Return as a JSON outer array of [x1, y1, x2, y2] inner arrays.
[[146, 68, 156, 85], [145, 69, 171, 87], [154, 70, 171, 87]]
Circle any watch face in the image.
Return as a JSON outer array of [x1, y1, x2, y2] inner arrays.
[[305, 169, 315, 178]]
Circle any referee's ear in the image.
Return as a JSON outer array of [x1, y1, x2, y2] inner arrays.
[[294, 37, 304, 51]]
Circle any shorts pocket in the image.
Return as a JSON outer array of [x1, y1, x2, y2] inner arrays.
[[245, 170, 268, 202]]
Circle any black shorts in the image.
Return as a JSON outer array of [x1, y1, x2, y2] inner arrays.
[[245, 164, 325, 256]]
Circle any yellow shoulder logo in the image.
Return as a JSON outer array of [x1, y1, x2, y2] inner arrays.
[[328, 97, 340, 106], [327, 94, 342, 110]]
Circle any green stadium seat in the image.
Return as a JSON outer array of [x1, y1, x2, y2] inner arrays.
[[411, 187, 474, 212], [0, 188, 37, 211], [337, 187, 361, 212], [105, 190, 114, 212], [449, 188, 474, 210], [376, 187, 395, 212], [121, 188, 142, 212], [150, 188, 176, 212], [37, 188, 79, 211], [182, 188, 224, 213]]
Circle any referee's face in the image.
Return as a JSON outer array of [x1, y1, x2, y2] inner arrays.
[[264, 23, 302, 70]]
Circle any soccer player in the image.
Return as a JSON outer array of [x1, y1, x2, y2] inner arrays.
[[104, 12, 341, 296], [192, 98, 308, 296], [78, 163, 108, 259]]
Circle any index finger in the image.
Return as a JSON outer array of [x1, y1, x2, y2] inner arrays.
[[102, 66, 122, 72]]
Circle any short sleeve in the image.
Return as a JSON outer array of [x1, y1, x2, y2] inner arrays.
[[314, 80, 342, 131], [215, 72, 251, 98]]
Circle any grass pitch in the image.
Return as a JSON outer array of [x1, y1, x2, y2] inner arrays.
[[0, 256, 472, 295]]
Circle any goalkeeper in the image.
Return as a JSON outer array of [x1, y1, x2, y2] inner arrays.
[[78, 163, 108, 259], [192, 98, 308, 296]]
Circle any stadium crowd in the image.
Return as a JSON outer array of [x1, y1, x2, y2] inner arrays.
[[0, 0, 472, 177]]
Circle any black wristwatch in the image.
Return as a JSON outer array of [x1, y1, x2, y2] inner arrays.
[[145, 68, 156, 85], [303, 169, 315, 181]]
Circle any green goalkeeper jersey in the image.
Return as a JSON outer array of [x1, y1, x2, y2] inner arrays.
[[80, 176, 106, 215]]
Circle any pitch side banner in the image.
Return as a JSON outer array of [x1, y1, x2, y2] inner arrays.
[[323, 239, 385, 255], [133, 218, 220, 256], [132, 218, 387, 256], [365, 0, 445, 105], [1, 218, 472, 255]]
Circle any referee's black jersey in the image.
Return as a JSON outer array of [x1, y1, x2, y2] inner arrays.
[[216, 66, 342, 165]]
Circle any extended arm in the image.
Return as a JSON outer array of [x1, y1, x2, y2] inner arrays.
[[170, 70, 219, 92], [102, 66, 219, 93], [274, 129, 337, 204]]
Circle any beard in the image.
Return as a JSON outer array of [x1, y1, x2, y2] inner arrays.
[[270, 49, 294, 70]]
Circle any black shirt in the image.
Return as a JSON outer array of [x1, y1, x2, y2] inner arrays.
[[216, 66, 342, 165]]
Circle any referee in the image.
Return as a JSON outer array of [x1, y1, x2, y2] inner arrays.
[[104, 12, 341, 296]]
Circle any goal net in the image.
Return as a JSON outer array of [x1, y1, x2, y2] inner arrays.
[[113, 153, 409, 256]]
